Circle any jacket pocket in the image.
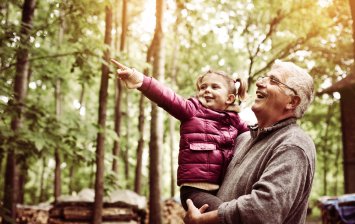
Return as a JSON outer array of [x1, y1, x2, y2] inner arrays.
[[189, 143, 216, 151]]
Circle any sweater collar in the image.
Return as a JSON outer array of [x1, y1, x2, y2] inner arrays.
[[249, 117, 297, 138]]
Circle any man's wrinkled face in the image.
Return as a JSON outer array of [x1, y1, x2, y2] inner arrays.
[[252, 69, 293, 119]]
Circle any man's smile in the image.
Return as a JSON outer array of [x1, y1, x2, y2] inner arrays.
[[256, 90, 267, 99]]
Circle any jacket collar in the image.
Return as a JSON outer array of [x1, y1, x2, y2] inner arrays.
[[195, 97, 240, 113], [249, 117, 297, 138]]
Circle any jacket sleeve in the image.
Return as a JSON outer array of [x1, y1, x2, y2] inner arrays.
[[230, 114, 249, 135], [217, 146, 312, 224], [237, 118, 249, 135], [138, 76, 196, 121]]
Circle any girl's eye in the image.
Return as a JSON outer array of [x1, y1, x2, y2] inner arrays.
[[212, 84, 220, 89], [200, 85, 206, 90]]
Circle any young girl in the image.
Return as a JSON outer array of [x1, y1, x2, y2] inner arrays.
[[111, 59, 249, 211]]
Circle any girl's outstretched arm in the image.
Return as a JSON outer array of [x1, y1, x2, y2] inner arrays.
[[111, 58, 194, 121]]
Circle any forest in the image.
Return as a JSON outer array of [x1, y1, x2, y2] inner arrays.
[[0, 0, 354, 223]]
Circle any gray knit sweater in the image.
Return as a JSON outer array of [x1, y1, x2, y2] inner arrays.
[[217, 118, 316, 224]]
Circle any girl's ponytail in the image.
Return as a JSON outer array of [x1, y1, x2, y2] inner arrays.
[[235, 78, 248, 102]]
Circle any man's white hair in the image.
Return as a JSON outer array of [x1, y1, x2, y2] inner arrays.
[[272, 60, 314, 118]]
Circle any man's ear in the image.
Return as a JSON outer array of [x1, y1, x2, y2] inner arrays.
[[286, 95, 301, 110], [226, 94, 236, 105]]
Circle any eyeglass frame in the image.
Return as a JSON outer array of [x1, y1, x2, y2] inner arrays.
[[257, 75, 298, 96]]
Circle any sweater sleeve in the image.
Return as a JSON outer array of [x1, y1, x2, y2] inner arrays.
[[218, 145, 311, 224], [138, 76, 196, 121]]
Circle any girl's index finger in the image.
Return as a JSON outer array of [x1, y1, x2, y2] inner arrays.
[[110, 58, 129, 70]]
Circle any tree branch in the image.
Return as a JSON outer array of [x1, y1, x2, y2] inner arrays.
[[0, 51, 80, 72]]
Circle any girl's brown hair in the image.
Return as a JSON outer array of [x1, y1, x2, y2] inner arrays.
[[196, 70, 248, 105]]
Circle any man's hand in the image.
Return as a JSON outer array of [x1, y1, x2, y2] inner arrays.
[[110, 59, 144, 89], [183, 199, 209, 224]]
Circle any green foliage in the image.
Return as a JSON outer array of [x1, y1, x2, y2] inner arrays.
[[0, 1, 352, 217], [0, 205, 15, 224]]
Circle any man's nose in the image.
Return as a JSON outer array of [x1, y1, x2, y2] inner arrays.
[[256, 79, 266, 88]]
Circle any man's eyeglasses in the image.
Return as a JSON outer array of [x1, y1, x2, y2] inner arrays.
[[257, 76, 298, 95]]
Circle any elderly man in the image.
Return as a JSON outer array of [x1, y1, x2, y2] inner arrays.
[[184, 61, 316, 224]]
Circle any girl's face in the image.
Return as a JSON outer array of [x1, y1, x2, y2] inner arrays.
[[197, 73, 235, 111]]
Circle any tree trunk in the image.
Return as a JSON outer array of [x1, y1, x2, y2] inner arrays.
[[112, 0, 127, 176], [93, 5, 112, 224], [54, 2, 66, 201], [18, 163, 28, 204], [39, 157, 46, 203], [68, 162, 75, 194], [168, 117, 176, 197], [0, 1, 9, 182], [168, 56, 177, 197], [149, 106, 164, 224], [0, 1, 9, 69], [54, 144, 61, 201], [350, 0, 355, 73], [134, 94, 145, 194], [54, 117, 61, 200], [124, 93, 131, 185], [120, 0, 127, 51], [333, 143, 341, 195], [112, 78, 122, 173], [0, 151, 3, 183], [322, 102, 334, 195], [149, 0, 165, 223], [3, 0, 36, 222], [134, 40, 154, 194], [79, 83, 85, 111], [167, 1, 182, 197], [3, 151, 18, 223], [118, 0, 130, 182]]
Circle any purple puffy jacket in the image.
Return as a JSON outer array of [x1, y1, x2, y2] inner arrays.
[[138, 76, 249, 186]]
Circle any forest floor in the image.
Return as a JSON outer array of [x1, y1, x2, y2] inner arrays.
[[14, 198, 323, 224], [15, 198, 186, 224]]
